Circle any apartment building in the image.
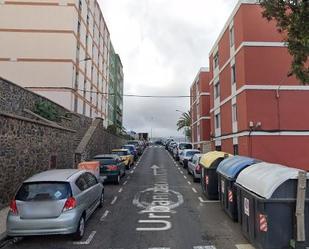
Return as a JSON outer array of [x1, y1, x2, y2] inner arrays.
[[209, 0, 309, 170], [190, 68, 211, 152], [0, 0, 115, 125], [108, 43, 124, 132]]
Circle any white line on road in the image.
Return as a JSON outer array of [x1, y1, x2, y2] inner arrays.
[[180, 171, 184, 174], [118, 187, 123, 193], [184, 175, 187, 179], [187, 181, 192, 185], [100, 210, 110, 221], [235, 244, 256, 249], [133, 166, 136, 170], [123, 180, 128, 185], [198, 197, 220, 203], [130, 170, 134, 174], [73, 231, 96, 245], [192, 187, 198, 193], [111, 196, 118, 205], [193, 246, 217, 249]]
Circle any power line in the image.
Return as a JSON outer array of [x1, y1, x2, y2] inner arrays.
[[76, 88, 193, 98]]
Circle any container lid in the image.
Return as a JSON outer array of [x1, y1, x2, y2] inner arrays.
[[200, 151, 231, 169], [217, 156, 259, 180], [236, 162, 304, 199]]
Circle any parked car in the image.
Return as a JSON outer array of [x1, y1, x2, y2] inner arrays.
[[187, 154, 202, 182], [127, 140, 143, 155], [93, 154, 126, 184], [112, 149, 134, 169], [122, 144, 138, 160], [7, 169, 104, 240], [173, 142, 193, 161], [179, 149, 201, 168], [168, 142, 177, 154]]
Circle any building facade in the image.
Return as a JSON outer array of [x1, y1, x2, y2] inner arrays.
[[209, 0, 309, 170], [0, 0, 117, 125], [190, 68, 211, 152], [108, 43, 124, 132]]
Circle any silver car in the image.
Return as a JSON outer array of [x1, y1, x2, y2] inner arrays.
[[187, 154, 202, 182], [179, 149, 200, 168], [7, 169, 104, 240]]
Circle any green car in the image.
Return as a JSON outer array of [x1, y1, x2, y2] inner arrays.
[[93, 154, 126, 184]]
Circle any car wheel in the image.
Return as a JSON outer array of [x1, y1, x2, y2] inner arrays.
[[193, 174, 199, 182], [115, 174, 121, 185], [73, 215, 85, 241], [98, 191, 104, 208], [187, 167, 191, 175]]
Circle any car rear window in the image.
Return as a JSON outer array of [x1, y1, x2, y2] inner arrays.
[[16, 182, 71, 201], [186, 151, 200, 157], [179, 144, 192, 150], [112, 151, 127, 156], [96, 158, 117, 165], [123, 146, 133, 151]]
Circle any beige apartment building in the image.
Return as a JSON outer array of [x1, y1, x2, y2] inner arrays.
[[0, 0, 111, 123]]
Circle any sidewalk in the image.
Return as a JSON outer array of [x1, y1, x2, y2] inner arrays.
[[0, 207, 8, 240]]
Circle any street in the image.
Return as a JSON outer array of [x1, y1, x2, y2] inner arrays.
[[4, 146, 251, 249]]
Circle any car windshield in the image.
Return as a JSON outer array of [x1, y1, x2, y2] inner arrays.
[[186, 151, 199, 157], [112, 151, 128, 156], [179, 143, 192, 150], [95, 158, 117, 165], [16, 182, 71, 201], [123, 146, 134, 151]]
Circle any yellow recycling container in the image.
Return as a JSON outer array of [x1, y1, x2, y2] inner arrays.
[[200, 151, 232, 200]]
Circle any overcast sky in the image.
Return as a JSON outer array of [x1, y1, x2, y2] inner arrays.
[[98, 0, 238, 138]]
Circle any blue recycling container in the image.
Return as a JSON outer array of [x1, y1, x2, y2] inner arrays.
[[235, 162, 309, 249], [217, 156, 259, 221]]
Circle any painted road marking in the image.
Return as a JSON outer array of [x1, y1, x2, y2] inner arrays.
[[198, 197, 220, 203], [235, 244, 256, 249], [118, 187, 123, 193], [123, 180, 128, 186], [192, 187, 198, 193], [184, 175, 187, 179], [100, 210, 110, 221], [73, 231, 96, 245], [133, 166, 136, 170], [193, 246, 217, 249], [180, 171, 184, 174], [151, 165, 160, 175], [136, 220, 172, 231], [187, 181, 192, 185], [111, 196, 118, 205], [130, 170, 134, 174]]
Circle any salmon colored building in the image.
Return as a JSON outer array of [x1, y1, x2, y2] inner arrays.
[[208, 0, 309, 170], [190, 68, 212, 152]]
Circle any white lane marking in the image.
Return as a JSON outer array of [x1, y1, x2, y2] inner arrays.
[[136, 220, 172, 231], [184, 175, 187, 179], [133, 166, 136, 170], [130, 170, 134, 174], [100, 210, 110, 221], [111, 196, 118, 205], [192, 187, 198, 193], [187, 181, 192, 185], [73, 231, 96, 245], [235, 244, 256, 249], [193, 246, 217, 249], [149, 248, 170, 249], [198, 197, 220, 203], [118, 187, 123, 193], [180, 171, 184, 174], [123, 180, 128, 185]]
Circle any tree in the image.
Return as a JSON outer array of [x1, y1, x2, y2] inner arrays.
[[259, 0, 309, 83], [176, 111, 192, 140]]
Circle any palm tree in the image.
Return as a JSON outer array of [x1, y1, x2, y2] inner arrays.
[[176, 111, 191, 140]]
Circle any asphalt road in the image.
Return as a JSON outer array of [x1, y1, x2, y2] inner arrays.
[[4, 146, 253, 249]]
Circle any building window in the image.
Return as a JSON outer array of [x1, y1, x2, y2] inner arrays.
[[215, 146, 222, 151], [214, 81, 220, 99], [231, 64, 236, 84], [233, 144, 239, 155], [232, 104, 237, 122], [214, 52, 219, 68], [229, 26, 235, 47], [215, 113, 221, 129]]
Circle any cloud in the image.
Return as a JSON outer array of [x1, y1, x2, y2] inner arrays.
[[98, 0, 238, 137]]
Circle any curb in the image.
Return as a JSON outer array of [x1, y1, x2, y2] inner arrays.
[[0, 232, 8, 248]]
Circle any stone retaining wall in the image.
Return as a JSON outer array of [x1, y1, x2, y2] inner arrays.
[[0, 112, 76, 207]]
